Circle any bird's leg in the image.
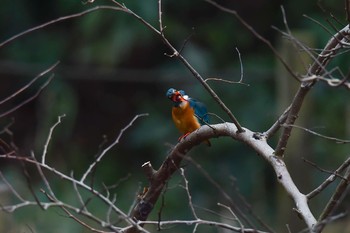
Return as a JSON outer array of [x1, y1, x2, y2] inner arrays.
[[178, 132, 191, 141]]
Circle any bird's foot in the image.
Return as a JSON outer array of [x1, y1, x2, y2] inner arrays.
[[178, 132, 190, 142]]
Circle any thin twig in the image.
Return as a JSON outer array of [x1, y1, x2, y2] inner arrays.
[[0, 171, 25, 202], [42, 114, 66, 164], [217, 203, 245, 230], [0, 65, 57, 118], [32, 151, 56, 199], [0, 151, 140, 228], [0, 7, 125, 48], [315, 167, 350, 232], [283, 123, 350, 144], [158, 0, 164, 34], [204, 47, 249, 86], [275, 24, 350, 157], [80, 113, 148, 183], [204, 78, 250, 86], [303, 157, 349, 181], [71, 171, 89, 213], [186, 156, 275, 233], [135, 219, 268, 233], [179, 168, 198, 219], [204, 0, 301, 82], [235, 47, 244, 83], [41, 189, 115, 233], [0, 61, 58, 105], [264, 106, 291, 139], [307, 156, 350, 199], [21, 161, 45, 211]]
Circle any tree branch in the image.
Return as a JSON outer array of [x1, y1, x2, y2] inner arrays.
[[315, 167, 350, 232], [127, 123, 317, 232], [0, 7, 125, 48], [0, 62, 58, 118], [42, 114, 66, 164], [104, 0, 245, 133], [80, 113, 148, 183], [307, 156, 350, 199], [275, 25, 350, 157]]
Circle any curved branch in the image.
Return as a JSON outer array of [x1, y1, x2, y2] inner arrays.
[[127, 123, 317, 232], [0, 6, 125, 48]]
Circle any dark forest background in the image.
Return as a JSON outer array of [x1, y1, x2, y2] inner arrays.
[[0, 0, 349, 232]]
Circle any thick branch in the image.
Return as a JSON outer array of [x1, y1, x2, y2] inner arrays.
[[127, 123, 316, 232], [275, 25, 350, 156]]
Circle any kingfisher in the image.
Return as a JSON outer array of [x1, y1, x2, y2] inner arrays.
[[166, 88, 211, 146]]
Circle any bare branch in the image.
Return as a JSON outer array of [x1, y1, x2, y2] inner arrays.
[[179, 168, 198, 219], [135, 219, 269, 233], [205, 48, 250, 86], [80, 113, 148, 183], [42, 114, 66, 164], [141, 161, 156, 182], [71, 172, 89, 213], [307, 156, 350, 199], [315, 167, 350, 232], [204, 0, 301, 82], [303, 157, 349, 181], [235, 47, 244, 83], [0, 152, 139, 228], [158, 0, 165, 34], [32, 151, 56, 199], [41, 189, 115, 233], [275, 24, 350, 157], [21, 161, 45, 211], [204, 78, 250, 86], [283, 123, 350, 144], [186, 156, 274, 232], [2, 1, 349, 232], [0, 171, 25, 202], [0, 61, 58, 105], [264, 106, 291, 139], [104, 0, 245, 132], [217, 203, 245, 230], [127, 123, 317, 232], [0, 7, 125, 48], [0, 62, 58, 118]]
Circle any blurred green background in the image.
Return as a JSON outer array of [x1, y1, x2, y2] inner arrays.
[[0, 0, 349, 232]]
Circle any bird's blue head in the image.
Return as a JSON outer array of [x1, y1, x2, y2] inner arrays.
[[166, 88, 176, 99], [166, 88, 188, 105]]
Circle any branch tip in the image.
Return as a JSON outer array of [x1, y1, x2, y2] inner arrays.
[[142, 161, 156, 181]]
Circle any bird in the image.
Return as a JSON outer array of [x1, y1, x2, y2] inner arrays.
[[166, 88, 211, 146]]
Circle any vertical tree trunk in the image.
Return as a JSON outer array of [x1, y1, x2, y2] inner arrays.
[[275, 30, 315, 232]]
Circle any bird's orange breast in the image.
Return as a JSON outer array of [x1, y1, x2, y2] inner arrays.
[[172, 101, 201, 134]]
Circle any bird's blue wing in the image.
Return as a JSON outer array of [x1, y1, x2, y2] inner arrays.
[[188, 98, 209, 125]]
